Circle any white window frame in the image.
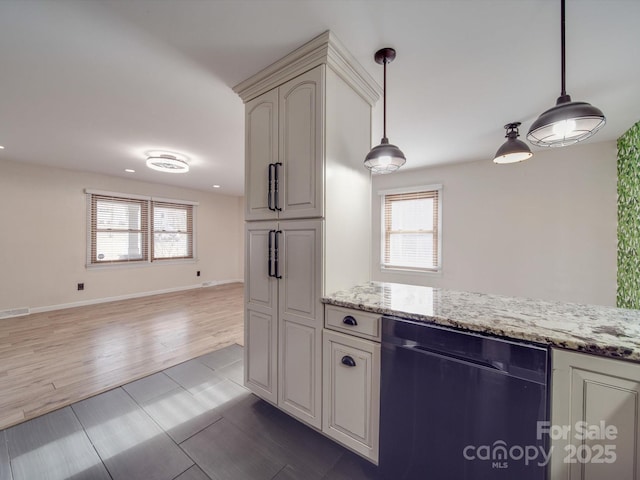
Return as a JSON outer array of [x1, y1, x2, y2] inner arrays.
[[379, 184, 443, 273], [85, 189, 198, 268], [151, 201, 194, 262]]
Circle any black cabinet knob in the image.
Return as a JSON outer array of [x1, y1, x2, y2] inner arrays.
[[342, 315, 358, 326], [341, 356, 356, 367]]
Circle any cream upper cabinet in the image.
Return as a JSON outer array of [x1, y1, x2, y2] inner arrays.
[[244, 67, 323, 221], [551, 348, 640, 480], [278, 68, 323, 219], [245, 90, 278, 221]]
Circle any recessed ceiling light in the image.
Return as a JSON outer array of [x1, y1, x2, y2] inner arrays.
[[212, 185, 221, 188], [0, 145, 5, 150], [125, 168, 135, 173], [145, 151, 189, 174]]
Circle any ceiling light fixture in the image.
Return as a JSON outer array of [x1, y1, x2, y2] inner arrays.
[[125, 168, 135, 173], [364, 47, 406, 174], [527, 0, 605, 147], [145, 152, 189, 173], [493, 122, 533, 164], [212, 185, 221, 189]]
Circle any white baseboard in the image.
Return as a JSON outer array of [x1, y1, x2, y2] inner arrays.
[[0, 307, 30, 319], [27, 279, 244, 315]]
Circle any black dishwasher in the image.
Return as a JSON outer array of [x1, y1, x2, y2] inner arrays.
[[380, 316, 549, 480]]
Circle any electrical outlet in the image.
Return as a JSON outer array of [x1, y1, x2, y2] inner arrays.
[[77, 283, 84, 291], [197, 271, 201, 277]]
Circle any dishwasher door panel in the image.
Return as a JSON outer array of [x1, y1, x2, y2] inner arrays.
[[379, 317, 549, 480]]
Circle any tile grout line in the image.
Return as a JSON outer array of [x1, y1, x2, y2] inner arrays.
[[320, 450, 348, 480], [118, 384, 197, 456], [68, 402, 115, 480], [5, 430, 15, 480], [269, 464, 289, 480], [120, 379, 220, 446], [169, 463, 213, 480], [176, 415, 224, 447], [174, 417, 223, 480]]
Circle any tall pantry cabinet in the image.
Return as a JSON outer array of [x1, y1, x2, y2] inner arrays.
[[234, 31, 379, 429]]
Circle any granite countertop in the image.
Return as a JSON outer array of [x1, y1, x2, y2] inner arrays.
[[322, 281, 640, 362]]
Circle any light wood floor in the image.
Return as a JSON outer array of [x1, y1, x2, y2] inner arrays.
[[0, 282, 244, 431]]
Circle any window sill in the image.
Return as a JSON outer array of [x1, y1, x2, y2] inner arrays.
[[86, 258, 197, 270], [380, 266, 442, 277]]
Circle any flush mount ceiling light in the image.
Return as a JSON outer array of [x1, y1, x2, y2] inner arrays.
[[527, 0, 605, 147], [493, 122, 533, 164], [364, 47, 406, 175], [145, 151, 189, 173]]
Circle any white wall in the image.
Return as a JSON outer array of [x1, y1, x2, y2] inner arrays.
[[372, 141, 618, 306], [0, 159, 244, 312]]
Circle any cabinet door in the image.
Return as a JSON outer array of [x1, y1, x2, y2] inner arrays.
[[245, 89, 279, 221], [278, 219, 323, 428], [551, 349, 640, 480], [244, 222, 278, 403], [323, 329, 380, 463], [278, 66, 324, 219]]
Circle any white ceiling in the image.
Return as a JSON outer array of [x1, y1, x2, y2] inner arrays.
[[1, 0, 638, 196]]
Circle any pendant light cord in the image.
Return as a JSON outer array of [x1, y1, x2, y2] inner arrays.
[[560, 0, 566, 97], [383, 57, 387, 139]]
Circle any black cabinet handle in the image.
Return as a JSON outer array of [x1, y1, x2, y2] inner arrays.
[[274, 230, 283, 279], [268, 163, 276, 211], [341, 356, 356, 367], [268, 230, 276, 278], [342, 315, 358, 326], [274, 162, 282, 211]]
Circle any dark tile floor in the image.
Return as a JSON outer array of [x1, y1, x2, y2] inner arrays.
[[0, 344, 380, 480]]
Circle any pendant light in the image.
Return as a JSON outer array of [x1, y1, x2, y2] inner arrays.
[[493, 122, 533, 164], [527, 0, 605, 147], [364, 48, 406, 174]]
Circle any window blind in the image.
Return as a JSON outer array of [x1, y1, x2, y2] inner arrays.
[[90, 195, 149, 264], [87, 191, 196, 266], [383, 189, 440, 271], [151, 202, 194, 260]]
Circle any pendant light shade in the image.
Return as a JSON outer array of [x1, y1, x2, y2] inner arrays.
[[493, 122, 533, 164], [364, 137, 406, 174], [527, 0, 605, 147], [364, 47, 406, 174], [527, 96, 605, 147]]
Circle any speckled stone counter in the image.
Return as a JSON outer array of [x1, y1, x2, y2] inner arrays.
[[322, 281, 640, 362]]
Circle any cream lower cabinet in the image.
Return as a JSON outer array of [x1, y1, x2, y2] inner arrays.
[[244, 222, 278, 404], [244, 219, 323, 429], [323, 328, 381, 463], [551, 348, 640, 480]]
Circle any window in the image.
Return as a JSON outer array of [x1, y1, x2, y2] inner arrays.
[[90, 195, 149, 264], [87, 190, 196, 266], [381, 185, 442, 272], [152, 202, 193, 260]]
